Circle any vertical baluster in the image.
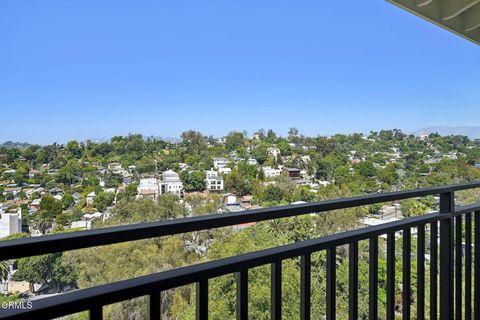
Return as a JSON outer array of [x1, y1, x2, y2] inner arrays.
[[369, 237, 378, 320], [196, 280, 208, 320], [271, 261, 282, 320], [431, 221, 438, 320], [349, 242, 358, 320], [90, 306, 103, 320], [236, 270, 248, 320], [474, 210, 480, 320], [439, 192, 454, 320], [465, 213, 472, 320], [455, 215, 463, 320], [417, 225, 425, 320], [386, 232, 395, 320], [300, 254, 311, 320], [403, 228, 411, 320], [149, 290, 161, 320], [326, 247, 336, 320]]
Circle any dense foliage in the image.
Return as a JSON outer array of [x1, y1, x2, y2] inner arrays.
[[1, 129, 480, 319]]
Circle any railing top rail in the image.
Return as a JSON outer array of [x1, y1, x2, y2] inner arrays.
[[1, 181, 479, 261], [3, 202, 480, 320]]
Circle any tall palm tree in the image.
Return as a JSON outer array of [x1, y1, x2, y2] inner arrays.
[[34, 210, 54, 235]]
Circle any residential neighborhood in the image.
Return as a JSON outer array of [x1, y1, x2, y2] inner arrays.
[[1, 130, 479, 238], [1, 129, 480, 315]]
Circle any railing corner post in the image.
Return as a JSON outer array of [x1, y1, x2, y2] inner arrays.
[[439, 191, 454, 320]]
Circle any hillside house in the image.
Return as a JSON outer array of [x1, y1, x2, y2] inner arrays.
[[137, 177, 160, 201], [49, 187, 64, 196], [86, 192, 96, 206], [240, 195, 253, 209], [263, 167, 282, 178], [205, 174, 224, 192], [283, 168, 301, 179], [223, 194, 238, 206], [160, 170, 184, 196], [0, 207, 22, 238], [213, 158, 229, 169]]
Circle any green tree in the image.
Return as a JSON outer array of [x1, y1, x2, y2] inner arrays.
[[14, 164, 29, 184], [104, 172, 123, 188], [252, 144, 269, 165], [315, 157, 337, 181], [55, 212, 70, 227], [264, 185, 284, 202], [236, 162, 258, 179], [377, 165, 399, 186], [225, 131, 245, 151], [356, 161, 377, 178], [56, 160, 82, 184], [277, 140, 292, 156], [0, 261, 9, 283], [62, 193, 75, 209], [400, 199, 428, 217], [333, 165, 351, 185], [117, 183, 138, 202], [40, 194, 63, 216], [136, 157, 157, 174], [266, 129, 277, 141], [34, 210, 55, 235], [181, 130, 207, 154], [224, 170, 250, 196], [65, 140, 82, 158], [180, 171, 206, 192], [14, 253, 76, 293], [93, 192, 115, 212], [288, 127, 299, 142]]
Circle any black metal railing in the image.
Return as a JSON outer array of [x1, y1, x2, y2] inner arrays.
[[1, 182, 480, 320]]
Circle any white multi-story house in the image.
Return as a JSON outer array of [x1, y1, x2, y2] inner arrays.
[[213, 158, 229, 169], [0, 207, 22, 238], [206, 175, 224, 192], [137, 171, 184, 199], [247, 158, 258, 166], [262, 166, 282, 178], [160, 170, 184, 196], [137, 177, 160, 201], [205, 169, 218, 179]]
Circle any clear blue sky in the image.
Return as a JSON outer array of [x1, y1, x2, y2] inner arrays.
[[1, 0, 479, 144]]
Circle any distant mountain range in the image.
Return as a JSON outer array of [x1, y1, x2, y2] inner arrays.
[[158, 137, 182, 144], [1, 141, 31, 149], [414, 126, 480, 139], [3, 127, 480, 147]]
